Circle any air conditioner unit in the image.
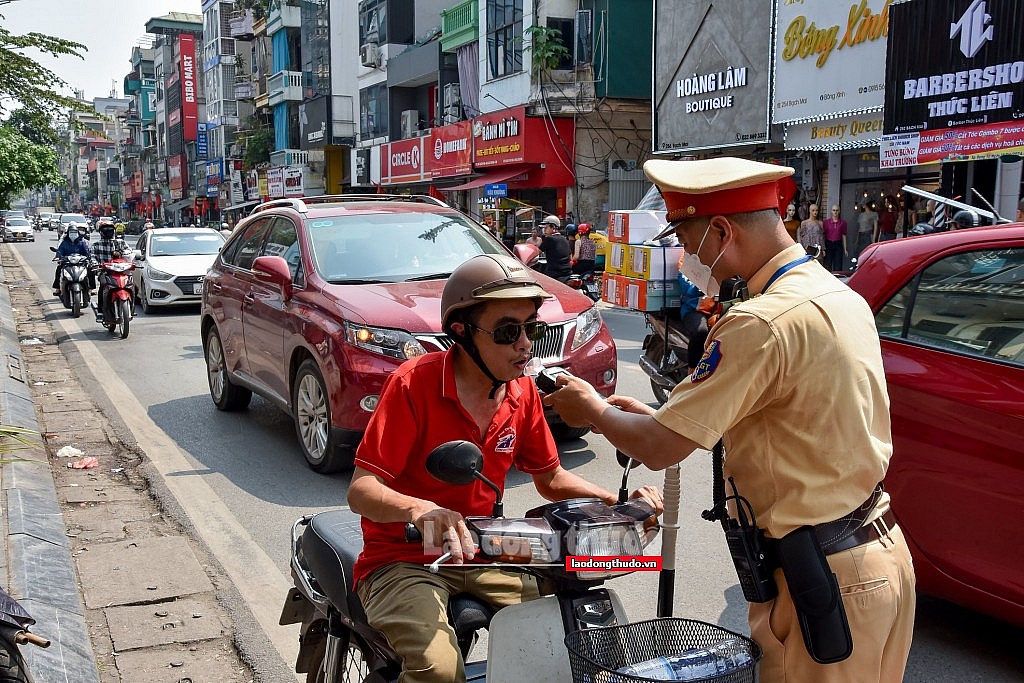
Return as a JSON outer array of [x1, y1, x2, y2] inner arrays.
[[401, 109, 419, 139], [443, 83, 462, 125], [359, 42, 380, 68]]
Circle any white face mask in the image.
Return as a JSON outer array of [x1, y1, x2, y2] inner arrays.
[[687, 221, 728, 294]]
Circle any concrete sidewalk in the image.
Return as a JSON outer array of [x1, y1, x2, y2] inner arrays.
[[0, 248, 258, 682]]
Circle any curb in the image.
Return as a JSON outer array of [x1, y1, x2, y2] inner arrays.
[[0, 260, 99, 681]]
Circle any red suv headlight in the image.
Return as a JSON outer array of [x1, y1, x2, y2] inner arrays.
[[344, 321, 429, 360], [572, 307, 603, 351]]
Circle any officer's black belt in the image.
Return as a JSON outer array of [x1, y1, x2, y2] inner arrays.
[[821, 510, 896, 555], [810, 483, 885, 553]]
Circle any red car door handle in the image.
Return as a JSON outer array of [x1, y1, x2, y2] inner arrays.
[[209, 281, 222, 293]]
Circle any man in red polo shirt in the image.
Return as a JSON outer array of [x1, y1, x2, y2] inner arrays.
[[348, 253, 660, 683]]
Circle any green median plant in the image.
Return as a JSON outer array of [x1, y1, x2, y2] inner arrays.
[[0, 424, 41, 463]]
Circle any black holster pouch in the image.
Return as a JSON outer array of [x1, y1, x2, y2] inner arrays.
[[776, 526, 853, 664]]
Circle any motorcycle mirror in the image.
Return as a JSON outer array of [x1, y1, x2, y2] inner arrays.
[[425, 441, 505, 517], [49, 247, 57, 253], [616, 449, 642, 470], [616, 449, 641, 504], [425, 441, 484, 486]]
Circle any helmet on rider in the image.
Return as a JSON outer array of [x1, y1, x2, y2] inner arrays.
[[66, 226, 83, 241], [144, 221, 155, 230], [98, 219, 116, 239], [540, 215, 561, 230], [441, 254, 552, 397], [576, 223, 592, 236], [951, 209, 980, 229]]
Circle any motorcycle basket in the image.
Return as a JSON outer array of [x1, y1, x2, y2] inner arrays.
[[565, 617, 761, 683]]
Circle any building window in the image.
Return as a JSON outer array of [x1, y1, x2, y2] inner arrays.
[[358, 0, 386, 46], [360, 82, 388, 140], [546, 17, 574, 71], [487, 0, 523, 80]]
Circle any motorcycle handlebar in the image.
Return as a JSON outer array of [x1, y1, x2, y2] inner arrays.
[[405, 522, 422, 542]]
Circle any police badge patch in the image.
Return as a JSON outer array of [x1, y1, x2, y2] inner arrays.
[[690, 339, 722, 383]]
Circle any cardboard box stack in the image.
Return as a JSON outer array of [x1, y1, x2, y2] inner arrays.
[[601, 210, 685, 312]]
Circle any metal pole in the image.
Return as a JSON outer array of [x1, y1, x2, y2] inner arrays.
[[657, 463, 681, 617]]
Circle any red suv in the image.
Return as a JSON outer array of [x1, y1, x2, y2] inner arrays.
[[200, 196, 617, 472], [847, 225, 1024, 626]]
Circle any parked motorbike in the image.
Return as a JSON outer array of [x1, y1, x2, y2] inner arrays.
[[640, 308, 694, 406], [91, 258, 136, 339], [49, 247, 90, 318], [280, 440, 660, 682], [0, 586, 50, 682]]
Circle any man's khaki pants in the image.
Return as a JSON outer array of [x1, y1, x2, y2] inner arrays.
[[749, 524, 916, 683], [356, 562, 539, 683]]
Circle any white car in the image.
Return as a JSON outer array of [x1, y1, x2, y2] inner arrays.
[[2, 218, 34, 242], [57, 213, 89, 236], [132, 227, 226, 312]]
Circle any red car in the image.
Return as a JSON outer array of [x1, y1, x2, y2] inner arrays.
[[200, 195, 617, 473], [846, 225, 1024, 627]]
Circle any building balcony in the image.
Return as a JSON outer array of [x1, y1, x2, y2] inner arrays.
[[441, 0, 478, 53], [267, 2, 300, 35], [230, 9, 255, 39], [268, 70, 302, 106], [270, 148, 308, 167], [120, 144, 142, 157], [235, 81, 257, 99]]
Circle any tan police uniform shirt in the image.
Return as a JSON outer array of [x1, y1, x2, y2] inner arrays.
[[653, 244, 891, 538]]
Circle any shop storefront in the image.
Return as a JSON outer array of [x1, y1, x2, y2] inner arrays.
[[881, 0, 1024, 220], [441, 106, 575, 241], [772, 0, 943, 254]]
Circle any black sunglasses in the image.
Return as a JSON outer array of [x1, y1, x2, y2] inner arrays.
[[469, 320, 548, 345]]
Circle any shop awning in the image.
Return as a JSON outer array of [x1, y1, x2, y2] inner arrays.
[[224, 199, 260, 212], [164, 198, 193, 212], [439, 165, 533, 192]]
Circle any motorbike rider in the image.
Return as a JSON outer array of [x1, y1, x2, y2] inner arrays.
[[544, 157, 915, 682], [52, 226, 91, 296], [571, 222, 598, 275], [90, 219, 133, 322], [538, 215, 572, 280], [347, 253, 662, 683], [950, 209, 980, 230]]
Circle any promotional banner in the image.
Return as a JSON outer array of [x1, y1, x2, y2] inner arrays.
[[197, 122, 208, 161], [653, 0, 772, 152], [168, 155, 185, 191], [266, 167, 284, 198], [879, 120, 1024, 168], [247, 170, 259, 199], [300, 96, 329, 150], [179, 34, 199, 142], [231, 169, 245, 204], [884, 0, 1024, 135], [381, 137, 426, 184], [428, 120, 473, 178], [284, 166, 304, 197], [773, 0, 890, 124]]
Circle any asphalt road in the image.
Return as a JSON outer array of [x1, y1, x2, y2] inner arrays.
[[12, 233, 1023, 681]]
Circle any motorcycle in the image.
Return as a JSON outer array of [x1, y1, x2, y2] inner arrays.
[[0, 586, 50, 682], [49, 247, 91, 318], [91, 257, 136, 339], [640, 308, 694, 406], [280, 440, 660, 682]]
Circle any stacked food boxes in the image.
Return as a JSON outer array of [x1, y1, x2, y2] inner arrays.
[[601, 211, 685, 311]]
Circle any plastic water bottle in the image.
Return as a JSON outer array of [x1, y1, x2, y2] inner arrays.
[[615, 637, 753, 680]]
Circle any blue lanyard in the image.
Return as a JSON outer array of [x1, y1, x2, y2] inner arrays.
[[763, 254, 814, 291]]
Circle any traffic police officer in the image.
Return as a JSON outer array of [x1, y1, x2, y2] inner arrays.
[[544, 157, 915, 682]]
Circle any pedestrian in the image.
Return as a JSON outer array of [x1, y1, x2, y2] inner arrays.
[[796, 203, 825, 260], [538, 215, 572, 280], [571, 223, 597, 274], [877, 197, 898, 242], [347, 254, 661, 683], [543, 156, 916, 683], [822, 205, 847, 271], [525, 226, 543, 248], [856, 202, 878, 255]]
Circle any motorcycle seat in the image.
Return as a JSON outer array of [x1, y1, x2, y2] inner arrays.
[[303, 510, 495, 642]]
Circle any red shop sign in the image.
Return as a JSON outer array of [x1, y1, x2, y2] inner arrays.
[[179, 34, 199, 142], [428, 121, 473, 178], [472, 106, 526, 168], [382, 137, 426, 184]]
